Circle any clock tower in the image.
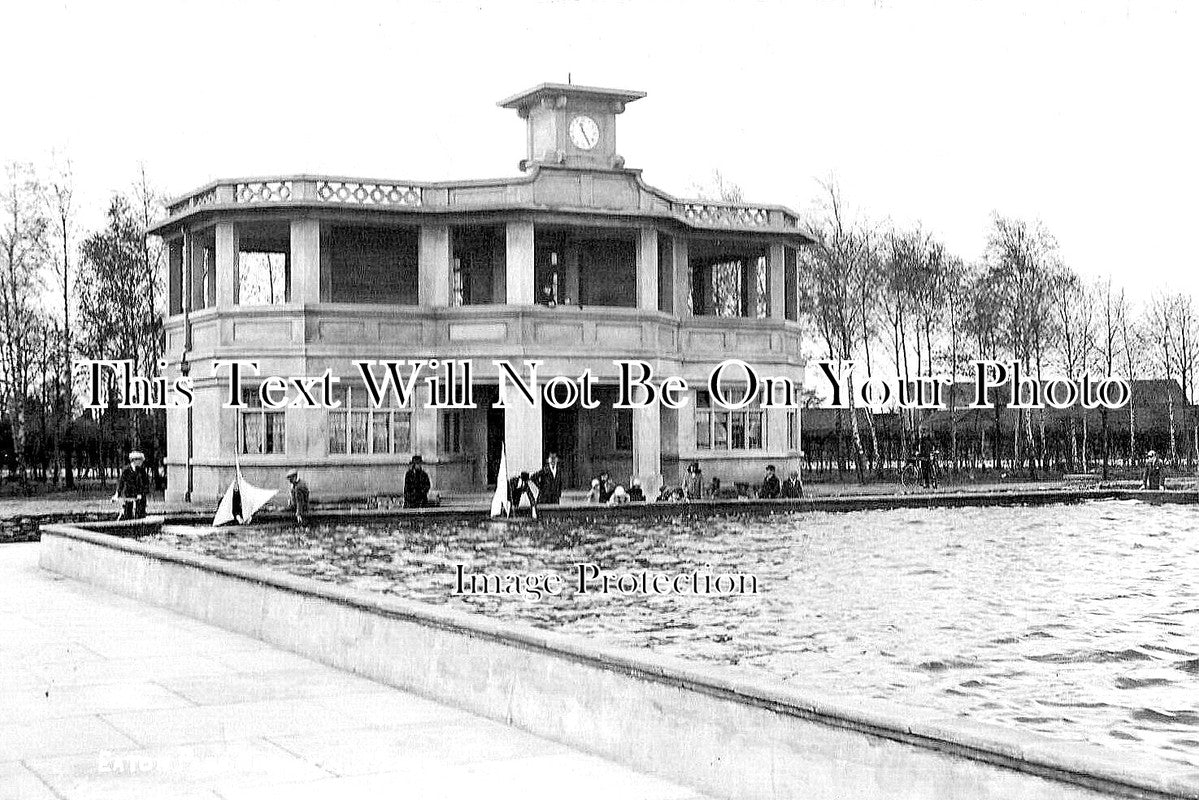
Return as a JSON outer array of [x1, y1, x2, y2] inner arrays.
[[498, 82, 646, 171]]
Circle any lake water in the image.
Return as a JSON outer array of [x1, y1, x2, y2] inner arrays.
[[150, 499, 1199, 767]]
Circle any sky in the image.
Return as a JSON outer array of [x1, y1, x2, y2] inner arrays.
[[2, 0, 1196, 305]]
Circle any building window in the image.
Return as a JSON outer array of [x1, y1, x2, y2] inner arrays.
[[328, 385, 410, 455], [441, 410, 464, 454], [695, 389, 766, 452], [239, 388, 286, 455]]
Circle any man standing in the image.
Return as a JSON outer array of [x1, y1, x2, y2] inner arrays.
[[1141, 450, 1166, 490], [759, 464, 781, 499], [404, 454, 431, 508], [286, 469, 310, 525], [532, 452, 563, 504], [117, 451, 151, 520]]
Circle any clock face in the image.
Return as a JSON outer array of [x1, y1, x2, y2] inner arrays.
[[568, 115, 601, 151]]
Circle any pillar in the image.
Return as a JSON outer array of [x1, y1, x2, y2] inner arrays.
[[188, 232, 206, 310], [633, 404, 662, 498], [636, 228, 659, 311], [289, 218, 321, 304], [505, 221, 535, 304], [672, 237, 690, 317], [768, 243, 786, 319], [215, 222, 238, 308], [500, 385, 543, 476], [419, 224, 451, 306]]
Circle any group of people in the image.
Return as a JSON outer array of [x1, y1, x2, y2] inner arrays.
[[115, 444, 1175, 527], [652, 461, 804, 502]]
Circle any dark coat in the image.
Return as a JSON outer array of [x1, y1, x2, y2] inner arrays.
[[404, 466, 431, 508], [760, 473, 781, 499], [117, 466, 151, 499], [532, 466, 562, 504], [781, 477, 804, 498], [289, 479, 310, 522]]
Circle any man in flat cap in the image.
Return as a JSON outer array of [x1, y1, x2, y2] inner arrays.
[[285, 469, 310, 525], [117, 451, 151, 520]]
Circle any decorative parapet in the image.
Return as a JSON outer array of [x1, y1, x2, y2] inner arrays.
[[160, 173, 802, 233], [315, 180, 423, 207], [675, 200, 799, 229]]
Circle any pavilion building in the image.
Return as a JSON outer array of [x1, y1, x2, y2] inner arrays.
[[150, 82, 813, 502]]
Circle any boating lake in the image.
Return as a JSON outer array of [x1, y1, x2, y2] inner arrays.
[[150, 499, 1199, 768]]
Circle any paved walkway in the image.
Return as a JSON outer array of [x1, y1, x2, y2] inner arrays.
[[0, 543, 709, 800]]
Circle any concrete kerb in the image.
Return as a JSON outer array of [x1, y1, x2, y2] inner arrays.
[[37, 519, 1199, 800]]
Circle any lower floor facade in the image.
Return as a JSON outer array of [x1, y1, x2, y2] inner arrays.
[[165, 378, 804, 504]]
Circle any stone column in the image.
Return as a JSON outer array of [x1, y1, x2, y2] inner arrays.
[[419, 224, 451, 306], [768, 244, 786, 319], [632, 404, 662, 498], [215, 222, 238, 308], [500, 385, 543, 476], [672, 237, 690, 317], [505, 221, 535, 305], [289, 218, 321, 304], [636, 228, 659, 311]]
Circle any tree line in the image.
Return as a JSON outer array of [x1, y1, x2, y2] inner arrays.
[[799, 180, 1197, 482], [0, 158, 165, 492]]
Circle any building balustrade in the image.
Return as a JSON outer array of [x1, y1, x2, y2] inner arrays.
[[163, 174, 803, 232]]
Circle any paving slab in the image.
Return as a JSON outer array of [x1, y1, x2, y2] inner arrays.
[[0, 543, 712, 800]]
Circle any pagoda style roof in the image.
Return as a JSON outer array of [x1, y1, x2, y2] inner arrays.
[[498, 82, 646, 110]]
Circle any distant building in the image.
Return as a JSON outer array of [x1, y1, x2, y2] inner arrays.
[[150, 83, 813, 502]]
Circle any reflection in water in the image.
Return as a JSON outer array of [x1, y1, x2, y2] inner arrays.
[[151, 499, 1199, 767]]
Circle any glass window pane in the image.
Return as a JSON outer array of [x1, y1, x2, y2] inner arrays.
[[747, 412, 763, 449], [714, 413, 728, 449], [350, 411, 370, 454], [695, 411, 710, 449], [265, 412, 286, 454], [395, 413, 411, 452], [241, 413, 263, 454], [731, 412, 746, 449], [329, 411, 347, 454], [372, 412, 391, 453]]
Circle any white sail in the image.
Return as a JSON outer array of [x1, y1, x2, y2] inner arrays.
[[213, 465, 278, 527], [490, 448, 511, 518]]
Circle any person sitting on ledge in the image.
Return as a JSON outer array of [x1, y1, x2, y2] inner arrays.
[[116, 450, 151, 520], [509, 471, 540, 514], [782, 469, 804, 498], [626, 478, 646, 502], [285, 469, 310, 525], [1141, 450, 1166, 490], [404, 454, 431, 508], [597, 470, 616, 503], [655, 484, 675, 502], [760, 464, 781, 499], [608, 485, 631, 505], [587, 478, 603, 503]]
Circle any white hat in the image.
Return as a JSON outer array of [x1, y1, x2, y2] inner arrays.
[[129, 451, 145, 461]]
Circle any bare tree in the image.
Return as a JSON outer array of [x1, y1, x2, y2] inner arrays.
[[46, 153, 76, 488], [0, 162, 49, 486]]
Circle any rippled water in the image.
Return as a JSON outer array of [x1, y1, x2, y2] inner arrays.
[[150, 500, 1199, 766]]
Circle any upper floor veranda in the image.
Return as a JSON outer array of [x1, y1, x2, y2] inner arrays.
[[153, 166, 812, 364]]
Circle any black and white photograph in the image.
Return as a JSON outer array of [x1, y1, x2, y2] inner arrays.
[[1, 1, 1198, 797]]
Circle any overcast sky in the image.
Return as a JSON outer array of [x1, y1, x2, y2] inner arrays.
[[2, 0, 1195, 304]]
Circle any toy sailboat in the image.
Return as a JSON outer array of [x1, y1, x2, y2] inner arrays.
[[213, 463, 277, 526], [490, 448, 511, 518]]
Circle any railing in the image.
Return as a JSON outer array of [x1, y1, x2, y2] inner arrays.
[[164, 175, 801, 231]]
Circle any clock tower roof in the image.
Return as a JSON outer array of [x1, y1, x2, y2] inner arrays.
[[500, 81, 645, 171], [497, 82, 646, 111]]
